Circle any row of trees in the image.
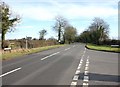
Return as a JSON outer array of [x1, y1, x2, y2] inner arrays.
[[79, 17, 110, 45], [0, 1, 77, 49], [1, 1, 118, 49]]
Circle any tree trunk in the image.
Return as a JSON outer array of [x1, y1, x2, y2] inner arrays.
[[58, 28, 61, 42], [1, 30, 5, 49]]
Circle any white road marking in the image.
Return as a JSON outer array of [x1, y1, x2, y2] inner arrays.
[[85, 66, 88, 70], [87, 59, 89, 62], [80, 61, 83, 64], [81, 59, 83, 62], [73, 75, 79, 80], [75, 70, 80, 75], [0, 67, 21, 77], [85, 64, 89, 67], [83, 83, 88, 86], [71, 81, 77, 85], [41, 52, 60, 60], [83, 76, 89, 82], [77, 66, 81, 70], [86, 61, 89, 64], [78, 64, 81, 67], [65, 47, 70, 51], [73, 45, 75, 47], [84, 71, 89, 75]]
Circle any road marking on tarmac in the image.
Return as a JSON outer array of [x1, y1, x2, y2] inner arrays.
[[83, 56, 90, 87], [70, 48, 87, 87], [73, 75, 79, 80], [73, 45, 75, 47], [0, 67, 21, 77], [65, 47, 71, 51], [71, 81, 77, 86], [41, 52, 60, 60]]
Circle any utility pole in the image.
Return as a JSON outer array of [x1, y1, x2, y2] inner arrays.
[[26, 36, 28, 49]]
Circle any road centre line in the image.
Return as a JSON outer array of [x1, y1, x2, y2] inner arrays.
[[41, 52, 60, 60], [73, 45, 75, 47], [0, 67, 21, 78], [65, 47, 71, 51]]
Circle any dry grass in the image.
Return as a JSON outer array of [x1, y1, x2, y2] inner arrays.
[[2, 45, 65, 60]]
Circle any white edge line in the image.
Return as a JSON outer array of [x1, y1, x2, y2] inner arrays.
[[0, 67, 21, 77]]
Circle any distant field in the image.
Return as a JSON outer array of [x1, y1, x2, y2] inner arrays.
[[86, 44, 120, 53], [2, 45, 65, 60]]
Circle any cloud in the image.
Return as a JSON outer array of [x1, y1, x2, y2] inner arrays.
[[64, 5, 117, 19], [5, 0, 117, 21], [18, 25, 34, 29]]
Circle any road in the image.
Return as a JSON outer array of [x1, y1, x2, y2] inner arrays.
[[1, 44, 119, 86]]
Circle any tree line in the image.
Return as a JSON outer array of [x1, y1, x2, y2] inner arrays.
[[0, 1, 119, 49]]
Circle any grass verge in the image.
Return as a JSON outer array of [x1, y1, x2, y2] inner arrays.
[[86, 44, 120, 53], [2, 45, 65, 60]]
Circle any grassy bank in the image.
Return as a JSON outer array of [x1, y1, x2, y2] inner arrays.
[[86, 44, 120, 53], [2, 45, 65, 60]]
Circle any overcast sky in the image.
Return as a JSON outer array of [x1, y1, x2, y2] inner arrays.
[[3, 0, 119, 40]]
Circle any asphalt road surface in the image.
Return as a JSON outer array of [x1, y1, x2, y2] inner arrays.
[[1, 44, 119, 86]]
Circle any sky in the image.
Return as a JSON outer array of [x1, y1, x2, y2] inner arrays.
[[3, 0, 119, 40]]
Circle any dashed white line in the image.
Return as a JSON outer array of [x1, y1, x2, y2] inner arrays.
[[86, 61, 89, 64], [85, 67, 88, 71], [78, 64, 81, 67], [83, 76, 89, 82], [77, 66, 81, 70], [73, 75, 79, 80], [75, 70, 80, 75], [65, 47, 71, 51], [0, 67, 21, 77], [71, 81, 77, 86], [85, 64, 89, 67], [83, 56, 90, 87], [73, 45, 75, 47], [80, 61, 83, 64], [84, 71, 89, 75], [83, 83, 88, 86], [41, 52, 60, 60]]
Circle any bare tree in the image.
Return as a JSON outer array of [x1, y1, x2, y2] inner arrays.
[[53, 16, 68, 43]]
